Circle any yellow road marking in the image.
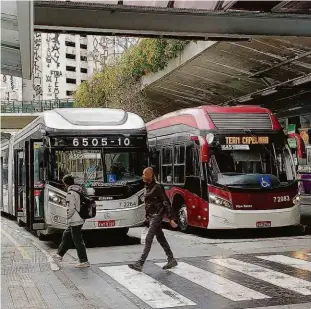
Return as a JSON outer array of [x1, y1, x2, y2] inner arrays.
[[1, 228, 31, 260]]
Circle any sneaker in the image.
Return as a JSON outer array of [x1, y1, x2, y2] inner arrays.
[[53, 254, 63, 262], [162, 258, 178, 270], [128, 262, 143, 272], [75, 261, 90, 268]]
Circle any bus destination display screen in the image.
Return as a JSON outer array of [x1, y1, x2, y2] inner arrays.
[[221, 136, 269, 150], [50, 135, 147, 148]]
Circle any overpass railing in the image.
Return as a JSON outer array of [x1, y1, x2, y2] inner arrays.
[[1, 99, 74, 113]]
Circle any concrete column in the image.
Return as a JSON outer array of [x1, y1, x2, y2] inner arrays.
[[22, 78, 33, 103]]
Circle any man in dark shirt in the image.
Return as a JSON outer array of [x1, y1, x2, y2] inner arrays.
[[128, 167, 178, 271]]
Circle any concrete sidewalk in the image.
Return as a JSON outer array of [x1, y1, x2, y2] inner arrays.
[[1, 217, 98, 309]]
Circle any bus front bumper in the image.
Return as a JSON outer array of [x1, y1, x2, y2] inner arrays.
[[82, 204, 146, 230], [207, 204, 300, 229]]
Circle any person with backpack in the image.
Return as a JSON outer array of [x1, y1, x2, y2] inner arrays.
[[128, 167, 178, 272], [53, 175, 90, 268]]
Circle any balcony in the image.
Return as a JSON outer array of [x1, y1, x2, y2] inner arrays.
[[80, 36, 87, 45], [65, 35, 76, 43], [66, 71, 76, 79], [80, 49, 88, 57], [66, 46, 76, 55]]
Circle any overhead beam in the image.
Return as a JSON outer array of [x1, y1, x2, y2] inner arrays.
[[251, 50, 311, 77], [17, 0, 33, 80], [34, 1, 311, 37]]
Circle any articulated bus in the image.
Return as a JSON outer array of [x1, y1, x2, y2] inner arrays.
[[1, 108, 147, 239], [147, 105, 299, 231]]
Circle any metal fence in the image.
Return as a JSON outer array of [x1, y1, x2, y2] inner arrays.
[[1, 99, 75, 113]]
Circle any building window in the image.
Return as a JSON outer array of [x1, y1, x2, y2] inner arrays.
[[81, 34, 87, 38], [65, 41, 76, 47], [80, 68, 87, 74], [66, 91, 74, 96], [66, 54, 76, 60], [80, 56, 87, 61], [66, 78, 76, 84], [80, 44, 87, 50], [66, 66, 76, 72]]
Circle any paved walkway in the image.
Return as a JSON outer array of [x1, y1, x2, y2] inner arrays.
[[1, 217, 100, 309]]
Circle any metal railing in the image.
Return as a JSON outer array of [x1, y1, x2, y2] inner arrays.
[[1, 99, 75, 114]]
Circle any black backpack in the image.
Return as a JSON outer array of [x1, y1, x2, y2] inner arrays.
[[76, 192, 96, 220]]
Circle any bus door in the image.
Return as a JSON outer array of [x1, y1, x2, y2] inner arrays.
[[14, 147, 28, 220], [0, 156, 3, 211], [28, 140, 45, 230]]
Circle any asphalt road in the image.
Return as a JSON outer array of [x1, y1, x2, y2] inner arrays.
[[37, 225, 311, 309]]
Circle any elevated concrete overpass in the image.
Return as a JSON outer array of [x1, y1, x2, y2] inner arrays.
[[1, 99, 74, 130], [35, 1, 311, 38], [141, 37, 311, 117]]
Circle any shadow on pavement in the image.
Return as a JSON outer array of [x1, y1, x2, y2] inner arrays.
[[164, 223, 307, 239], [46, 230, 141, 249]]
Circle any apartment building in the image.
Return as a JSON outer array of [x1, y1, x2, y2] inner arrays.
[[1, 34, 138, 101]]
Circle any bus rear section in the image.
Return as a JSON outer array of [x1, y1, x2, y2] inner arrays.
[[147, 105, 300, 231]]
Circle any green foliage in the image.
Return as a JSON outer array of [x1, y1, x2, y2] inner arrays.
[[74, 38, 190, 121]]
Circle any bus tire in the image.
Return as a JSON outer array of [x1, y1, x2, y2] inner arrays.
[[37, 230, 49, 241], [177, 204, 189, 233]]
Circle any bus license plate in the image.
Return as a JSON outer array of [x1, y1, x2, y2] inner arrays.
[[256, 221, 271, 228], [98, 220, 115, 227]]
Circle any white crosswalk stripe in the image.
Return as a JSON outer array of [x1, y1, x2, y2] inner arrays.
[[99, 253, 311, 309], [257, 255, 311, 272], [100, 265, 196, 308], [156, 262, 269, 301], [210, 258, 311, 295]]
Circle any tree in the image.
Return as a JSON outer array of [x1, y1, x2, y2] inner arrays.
[[74, 38, 189, 121], [75, 59, 159, 122]]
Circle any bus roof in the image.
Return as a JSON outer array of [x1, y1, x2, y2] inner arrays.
[[12, 108, 146, 144], [147, 105, 281, 131]]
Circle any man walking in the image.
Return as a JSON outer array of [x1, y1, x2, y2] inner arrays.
[[53, 175, 90, 268], [128, 167, 178, 271]]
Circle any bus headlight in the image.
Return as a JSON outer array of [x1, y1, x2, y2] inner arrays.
[[293, 195, 300, 205], [48, 191, 66, 207], [209, 193, 232, 209]]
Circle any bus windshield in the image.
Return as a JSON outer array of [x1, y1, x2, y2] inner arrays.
[[51, 149, 145, 185], [210, 144, 295, 187]]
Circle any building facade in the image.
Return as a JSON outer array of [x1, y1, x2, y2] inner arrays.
[[1, 34, 138, 102]]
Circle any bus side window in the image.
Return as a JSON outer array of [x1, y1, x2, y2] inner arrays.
[[161, 147, 173, 183], [150, 147, 160, 181], [186, 144, 199, 177], [173, 145, 185, 184]]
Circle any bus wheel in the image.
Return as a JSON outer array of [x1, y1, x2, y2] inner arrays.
[[178, 205, 188, 233], [37, 230, 49, 241]]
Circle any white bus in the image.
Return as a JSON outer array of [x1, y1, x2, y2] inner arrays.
[[1, 108, 147, 239]]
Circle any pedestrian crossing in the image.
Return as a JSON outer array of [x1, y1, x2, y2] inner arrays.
[[99, 251, 311, 309]]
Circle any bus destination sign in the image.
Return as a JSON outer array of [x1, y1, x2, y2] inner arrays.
[[50, 135, 146, 148], [225, 136, 269, 145]]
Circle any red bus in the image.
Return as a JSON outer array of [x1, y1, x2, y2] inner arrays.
[[147, 105, 299, 231]]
